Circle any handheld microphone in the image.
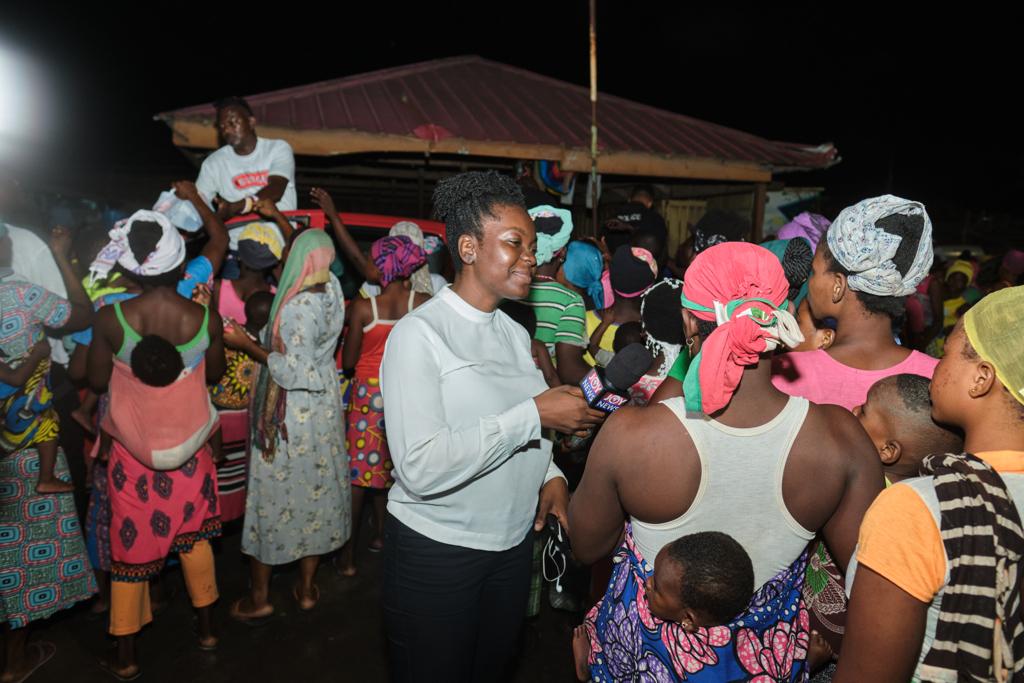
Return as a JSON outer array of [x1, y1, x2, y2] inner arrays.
[[565, 343, 651, 451], [578, 343, 652, 414]]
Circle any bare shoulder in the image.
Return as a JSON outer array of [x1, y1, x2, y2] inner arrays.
[[801, 402, 879, 469], [590, 403, 693, 473], [349, 296, 372, 322]]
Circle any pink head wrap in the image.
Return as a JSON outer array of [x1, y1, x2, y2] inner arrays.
[[680, 243, 804, 414]]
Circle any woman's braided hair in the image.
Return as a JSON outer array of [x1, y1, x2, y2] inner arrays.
[[432, 171, 525, 271], [780, 237, 813, 302]]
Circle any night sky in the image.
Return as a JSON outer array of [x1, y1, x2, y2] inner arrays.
[[2, 4, 1020, 237]]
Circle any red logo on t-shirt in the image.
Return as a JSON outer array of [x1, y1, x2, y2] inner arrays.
[[233, 171, 270, 190]]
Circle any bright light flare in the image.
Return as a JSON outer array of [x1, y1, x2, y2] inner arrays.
[[0, 44, 49, 160]]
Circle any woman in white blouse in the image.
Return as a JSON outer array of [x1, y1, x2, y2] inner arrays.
[[380, 171, 604, 683]]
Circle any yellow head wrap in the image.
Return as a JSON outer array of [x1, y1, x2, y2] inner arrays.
[[946, 259, 974, 283], [964, 285, 1024, 406]]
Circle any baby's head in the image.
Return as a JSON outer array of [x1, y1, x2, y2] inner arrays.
[[646, 532, 754, 631], [854, 374, 964, 483], [613, 321, 645, 354], [791, 299, 835, 352], [130, 335, 184, 387], [244, 290, 274, 335]]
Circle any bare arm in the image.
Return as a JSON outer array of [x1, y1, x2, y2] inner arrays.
[[310, 187, 380, 283], [253, 198, 294, 244], [819, 407, 885, 572], [554, 343, 590, 385], [533, 340, 561, 388], [174, 180, 230, 275], [568, 408, 638, 564], [48, 227, 93, 333], [340, 300, 368, 374], [205, 308, 227, 384], [832, 566, 928, 683]]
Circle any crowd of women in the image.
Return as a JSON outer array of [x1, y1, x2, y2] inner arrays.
[[1, 164, 1023, 683]]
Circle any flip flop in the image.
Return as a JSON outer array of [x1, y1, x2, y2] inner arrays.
[[7, 641, 56, 683], [293, 583, 320, 611], [228, 598, 275, 627], [367, 539, 384, 553], [97, 651, 141, 682]]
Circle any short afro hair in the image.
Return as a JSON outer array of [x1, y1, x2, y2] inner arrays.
[[130, 335, 184, 388], [824, 212, 926, 320], [666, 531, 754, 625], [432, 171, 525, 271], [213, 96, 253, 117]]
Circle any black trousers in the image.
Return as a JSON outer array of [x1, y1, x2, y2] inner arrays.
[[382, 514, 533, 683]]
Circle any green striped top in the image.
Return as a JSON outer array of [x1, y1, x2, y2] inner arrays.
[[524, 281, 586, 354]]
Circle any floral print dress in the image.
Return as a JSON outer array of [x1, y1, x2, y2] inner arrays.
[[242, 277, 351, 565]]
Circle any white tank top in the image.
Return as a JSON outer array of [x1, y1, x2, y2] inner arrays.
[[632, 395, 816, 588]]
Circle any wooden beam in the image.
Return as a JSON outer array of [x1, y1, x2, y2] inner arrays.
[[168, 119, 772, 183]]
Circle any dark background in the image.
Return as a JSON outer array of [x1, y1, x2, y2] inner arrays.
[[1, 3, 1019, 242]]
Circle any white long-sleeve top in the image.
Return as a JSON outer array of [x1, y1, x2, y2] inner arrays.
[[380, 285, 565, 551]]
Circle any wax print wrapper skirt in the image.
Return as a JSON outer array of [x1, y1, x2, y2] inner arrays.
[[108, 441, 221, 582], [0, 447, 96, 628], [585, 525, 810, 682]]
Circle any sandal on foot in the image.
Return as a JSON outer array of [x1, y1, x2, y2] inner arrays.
[[228, 598, 275, 626]]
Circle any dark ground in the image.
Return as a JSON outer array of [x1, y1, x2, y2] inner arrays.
[[28, 515, 582, 683]]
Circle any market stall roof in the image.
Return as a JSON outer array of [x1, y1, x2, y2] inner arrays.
[[158, 56, 838, 183]]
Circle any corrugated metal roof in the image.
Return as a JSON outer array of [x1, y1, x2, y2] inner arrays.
[[160, 56, 837, 173]]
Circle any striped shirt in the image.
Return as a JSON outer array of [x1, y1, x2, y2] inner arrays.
[[524, 281, 586, 354]]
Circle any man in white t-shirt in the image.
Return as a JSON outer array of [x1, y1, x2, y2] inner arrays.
[[196, 96, 297, 219]]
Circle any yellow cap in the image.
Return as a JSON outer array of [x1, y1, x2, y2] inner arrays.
[[964, 285, 1024, 406]]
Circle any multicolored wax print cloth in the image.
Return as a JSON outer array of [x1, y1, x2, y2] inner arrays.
[[346, 377, 393, 489], [585, 526, 811, 682], [107, 443, 221, 582], [0, 447, 97, 627]]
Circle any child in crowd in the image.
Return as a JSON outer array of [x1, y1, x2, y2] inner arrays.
[[791, 299, 835, 353], [854, 373, 964, 485], [0, 340, 62, 493], [572, 531, 755, 681], [209, 290, 272, 410], [499, 300, 559, 389]]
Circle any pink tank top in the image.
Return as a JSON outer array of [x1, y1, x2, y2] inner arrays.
[[216, 280, 275, 326], [772, 349, 939, 412], [217, 280, 247, 324]]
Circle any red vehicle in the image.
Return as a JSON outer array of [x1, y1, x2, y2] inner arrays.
[[225, 209, 447, 298]]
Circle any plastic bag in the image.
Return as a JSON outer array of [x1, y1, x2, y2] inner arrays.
[[152, 189, 204, 232]]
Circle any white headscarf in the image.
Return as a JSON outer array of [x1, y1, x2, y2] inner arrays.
[[826, 195, 933, 297], [89, 210, 186, 285], [389, 221, 433, 295]]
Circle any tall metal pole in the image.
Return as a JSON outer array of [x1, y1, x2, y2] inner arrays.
[[589, 0, 599, 236]]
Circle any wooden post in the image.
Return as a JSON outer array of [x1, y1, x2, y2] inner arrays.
[[588, 0, 599, 237], [751, 183, 767, 243]]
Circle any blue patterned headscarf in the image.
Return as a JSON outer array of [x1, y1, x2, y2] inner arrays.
[[563, 241, 605, 309]]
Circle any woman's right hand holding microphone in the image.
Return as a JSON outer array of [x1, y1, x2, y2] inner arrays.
[[534, 385, 606, 437]]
